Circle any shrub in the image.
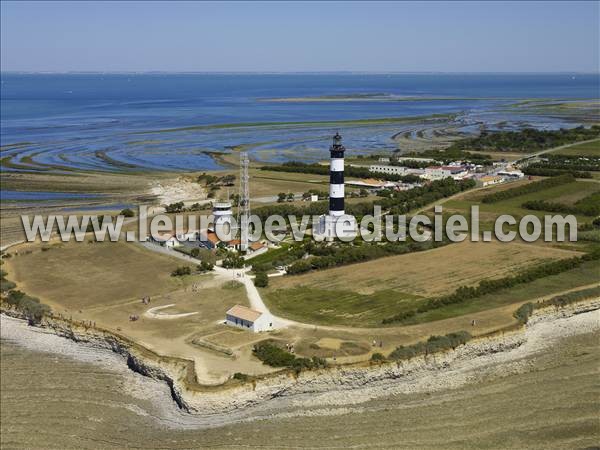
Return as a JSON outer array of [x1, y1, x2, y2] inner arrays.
[[253, 342, 297, 367], [222, 254, 245, 269], [4, 290, 51, 325], [171, 266, 192, 277], [232, 372, 250, 382], [165, 202, 185, 213], [254, 272, 269, 288], [0, 279, 16, 292], [119, 208, 135, 217], [198, 261, 214, 272], [253, 342, 326, 372], [388, 331, 472, 361], [371, 352, 386, 362]]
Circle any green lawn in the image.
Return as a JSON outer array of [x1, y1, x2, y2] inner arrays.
[[262, 287, 423, 327]]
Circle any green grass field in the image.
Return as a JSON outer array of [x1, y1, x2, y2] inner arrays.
[[263, 287, 423, 327], [551, 139, 600, 156], [442, 179, 600, 231]]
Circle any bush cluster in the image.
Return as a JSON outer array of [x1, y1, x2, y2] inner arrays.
[[198, 261, 214, 272], [253, 271, 269, 288], [253, 342, 327, 373], [222, 253, 245, 269], [171, 266, 192, 277], [388, 331, 472, 361], [0, 270, 16, 292], [4, 290, 51, 325], [513, 285, 600, 324]]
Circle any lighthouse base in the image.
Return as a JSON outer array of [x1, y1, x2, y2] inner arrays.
[[313, 214, 358, 241]]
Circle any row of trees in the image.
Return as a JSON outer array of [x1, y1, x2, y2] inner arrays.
[[261, 161, 422, 183], [481, 174, 575, 203], [382, 249, 600, 324], [287, 239, 445, 275], [527, 154, 600, 172], [401, 149, 492, 165], [450, 125, 600, 152], [522, 167, 592, 178], [251, 178, 475, 224]]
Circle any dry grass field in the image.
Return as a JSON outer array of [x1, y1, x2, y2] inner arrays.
[[268, 241, 580, 297], [2, 239, 277, 382], [262, 240, 584, 327], [3, 241, 186, 310]]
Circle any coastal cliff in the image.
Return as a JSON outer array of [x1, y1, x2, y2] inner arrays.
[[2, 298, 599, 417]]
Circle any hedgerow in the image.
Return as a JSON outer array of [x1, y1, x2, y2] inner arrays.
[[481, 174, 575, 204]]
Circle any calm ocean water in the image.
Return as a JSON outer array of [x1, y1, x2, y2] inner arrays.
[[1, 73, 598, 172]]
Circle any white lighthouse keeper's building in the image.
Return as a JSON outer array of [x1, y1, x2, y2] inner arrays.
[[225, 305, 273, 332]]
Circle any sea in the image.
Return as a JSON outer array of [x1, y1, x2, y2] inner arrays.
[[1, 73, 599, 172]]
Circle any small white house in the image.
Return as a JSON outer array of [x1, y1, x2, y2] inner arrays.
[[225, 305, 272, 332]]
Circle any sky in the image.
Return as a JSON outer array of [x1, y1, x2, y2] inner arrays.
[[1, 1, 598, 73]]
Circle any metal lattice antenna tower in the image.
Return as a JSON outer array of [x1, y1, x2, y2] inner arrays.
[[238, 151, 250, 252]]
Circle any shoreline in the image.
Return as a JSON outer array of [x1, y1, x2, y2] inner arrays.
[[1, 297, 598, 429]]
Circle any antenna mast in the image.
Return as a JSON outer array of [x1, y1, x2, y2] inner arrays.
[[239, 151, 250, 252]]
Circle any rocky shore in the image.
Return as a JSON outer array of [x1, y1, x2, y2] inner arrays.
[[1, 298, 599, 428]]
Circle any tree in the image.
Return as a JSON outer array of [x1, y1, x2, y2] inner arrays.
[[220, 174, 236, 186], [254, 271, 269, 288], [287, 192, 295, 202], [165, 202, 185, 213], [198, 261, 214, 272], [277, 192, 287, 203], [119, 208, 135, 217], [222, 253, 245, 269]]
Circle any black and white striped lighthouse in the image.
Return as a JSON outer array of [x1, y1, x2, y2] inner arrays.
[[328, 132, 345, 217]]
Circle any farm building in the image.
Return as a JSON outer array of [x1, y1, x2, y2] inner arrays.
[[422, 165, 469, 181], [480, 175, 504, 187], [498, 168, 525, 179], [225, 305, 272, 332]]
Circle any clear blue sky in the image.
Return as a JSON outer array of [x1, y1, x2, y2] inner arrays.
[[1, 1, 598, 72]]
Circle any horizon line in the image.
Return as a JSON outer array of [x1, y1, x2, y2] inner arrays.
[[2, 70, 599, 76]]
